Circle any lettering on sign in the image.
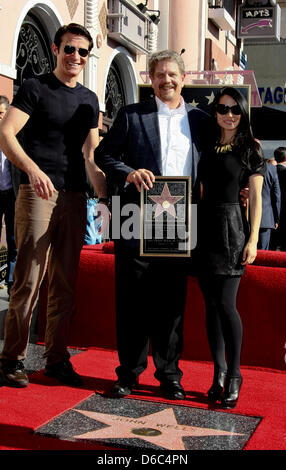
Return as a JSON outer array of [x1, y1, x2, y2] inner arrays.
[[243, 9, 272, 19], [259, 87, 286, 106]]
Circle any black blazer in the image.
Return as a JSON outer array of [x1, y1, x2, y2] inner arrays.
[[94, 98, 211, 199], [260, 162, 281, 229], [94, 98, 211, 249], [277, 163, 286, 198], [277, 163, 286, 226]]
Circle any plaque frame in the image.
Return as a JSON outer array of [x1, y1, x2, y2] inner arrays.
[[140, 176, 192, 258]]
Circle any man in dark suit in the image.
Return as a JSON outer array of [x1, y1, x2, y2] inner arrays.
[[258, 161, 281, 250], [274, 147, 286, 250], [94, 50, 211, 400]]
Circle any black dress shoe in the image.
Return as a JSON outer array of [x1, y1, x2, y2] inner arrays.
[[221, 376, 243, 409], [110, 380, 138, 398], [160, 380, 186, 400], [44, 359, 82, 386], [208, 371, 227, 402]]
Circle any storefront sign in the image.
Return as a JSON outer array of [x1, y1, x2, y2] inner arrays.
[[259, 86, 286, 106], [237, 4, 281, 40]]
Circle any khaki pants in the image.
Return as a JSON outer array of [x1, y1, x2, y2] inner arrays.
[[0, 185, 87, 365]]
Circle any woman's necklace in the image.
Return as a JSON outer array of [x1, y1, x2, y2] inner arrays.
[[214, 142, 233, 154]]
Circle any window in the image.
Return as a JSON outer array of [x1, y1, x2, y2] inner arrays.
[[15, 11, 55, 90]]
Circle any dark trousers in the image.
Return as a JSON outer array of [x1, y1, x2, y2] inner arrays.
[[258, 228, 272, 250], [0, 188, 17, 289], [114, 244, 188, 384]]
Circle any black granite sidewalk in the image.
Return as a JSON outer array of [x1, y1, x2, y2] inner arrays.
[[0, 287, 80, 374]]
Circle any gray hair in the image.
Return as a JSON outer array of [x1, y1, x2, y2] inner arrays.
[[148, 50, 185, 77]]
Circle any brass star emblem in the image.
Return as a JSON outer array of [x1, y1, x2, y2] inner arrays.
[[73, 408, 243, 450]]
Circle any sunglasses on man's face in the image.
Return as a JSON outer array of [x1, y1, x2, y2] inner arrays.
[[216, 104, 242, 116], [63, 45, 89, 58]]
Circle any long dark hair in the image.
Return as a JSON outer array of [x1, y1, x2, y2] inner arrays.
[[212, 87, 264, 172]]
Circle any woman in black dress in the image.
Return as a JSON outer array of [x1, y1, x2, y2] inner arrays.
[[197, 87, 265, 409]]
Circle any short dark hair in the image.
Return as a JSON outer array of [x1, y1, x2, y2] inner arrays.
[[54, 23, 94, 51], [0, 96, 9, 109], [274, 147, 286, 163]]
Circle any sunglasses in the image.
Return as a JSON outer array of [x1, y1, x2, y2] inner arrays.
[[216, 104, 242, 115], [63, 45, 89, 58]]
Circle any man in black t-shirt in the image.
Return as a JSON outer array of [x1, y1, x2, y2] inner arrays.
[[0, 23, 108, 388]]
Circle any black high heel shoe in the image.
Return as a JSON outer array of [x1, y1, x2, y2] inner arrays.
[[221, 376, 243, 409], [208, 371, 227, 402]]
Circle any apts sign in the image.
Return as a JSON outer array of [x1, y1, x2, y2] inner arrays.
[[237, 3, 281, 40]]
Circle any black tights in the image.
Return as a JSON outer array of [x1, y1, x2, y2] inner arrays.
[[198, 275, 242, 378]]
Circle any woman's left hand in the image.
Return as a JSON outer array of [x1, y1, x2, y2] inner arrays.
[[241, 241, 257, 265]]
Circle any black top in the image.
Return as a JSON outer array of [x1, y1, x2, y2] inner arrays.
[[195, 145, 265, 276], [198, 144, 265, 203], [12, 73, 99, 191]]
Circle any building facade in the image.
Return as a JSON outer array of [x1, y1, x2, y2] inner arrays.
[[0, 0, 244, 131], [243, 0, 286, 152]]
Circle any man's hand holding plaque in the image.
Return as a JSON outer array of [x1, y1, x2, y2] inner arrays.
[[127, 168, 155, 192]]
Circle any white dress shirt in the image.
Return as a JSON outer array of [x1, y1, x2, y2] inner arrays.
[[156, 96, 192, 176], [0, 149, 12, 190]]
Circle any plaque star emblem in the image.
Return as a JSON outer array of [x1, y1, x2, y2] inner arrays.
[[72, 408, 243, 450], [148, 183, 184, 218]]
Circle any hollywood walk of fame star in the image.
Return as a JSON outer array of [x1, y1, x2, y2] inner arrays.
[[148, 183, 184, 218], [206, 91, 216, 105], [72, 407, 243, 451], [189, 99, 199, 108]]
